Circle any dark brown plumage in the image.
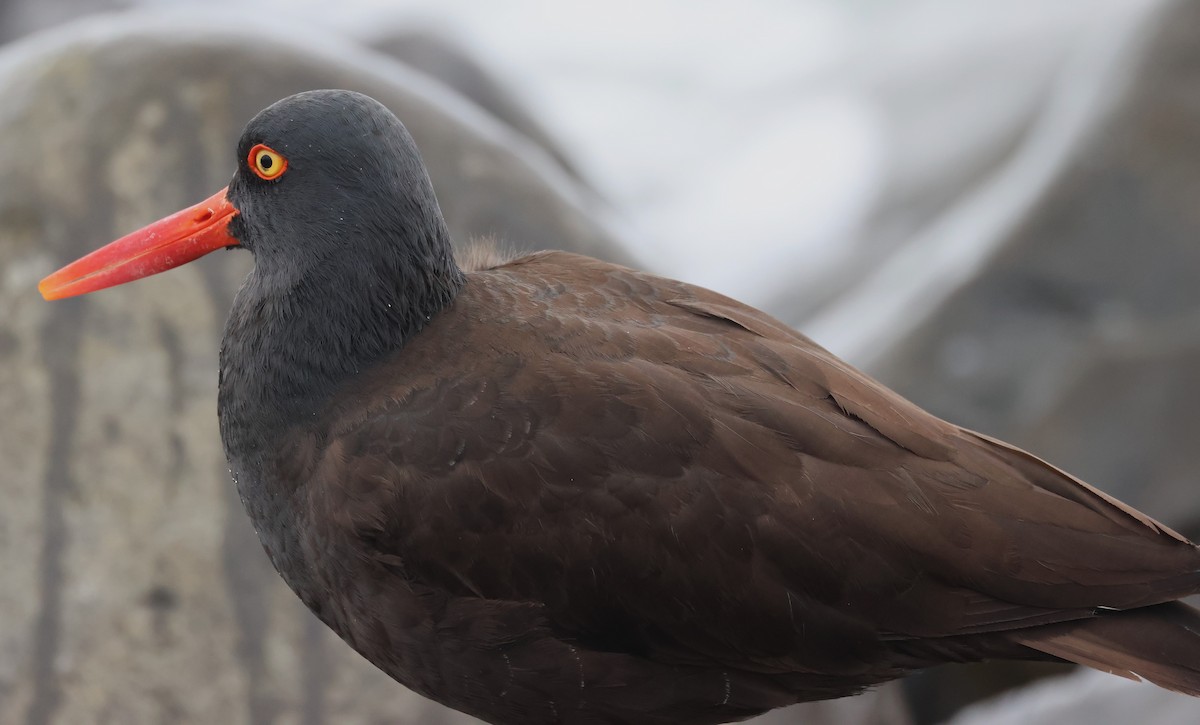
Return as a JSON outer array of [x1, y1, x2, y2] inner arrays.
[[39, 90, 1200, 724]]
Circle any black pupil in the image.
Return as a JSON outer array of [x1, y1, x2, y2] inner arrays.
[[259, 153, 273, 170]]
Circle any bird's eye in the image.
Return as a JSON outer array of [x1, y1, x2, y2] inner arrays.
[[248, 144, 287, 181]]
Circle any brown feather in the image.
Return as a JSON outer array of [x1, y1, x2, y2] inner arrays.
[[273, 250, 1200, 723], [1012, 602, 1200, 695]]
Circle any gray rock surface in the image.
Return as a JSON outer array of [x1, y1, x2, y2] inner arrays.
[[0, 11, 633, 725]]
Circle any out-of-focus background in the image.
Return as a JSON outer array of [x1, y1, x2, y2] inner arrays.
[[3, 0, 1200, 723]]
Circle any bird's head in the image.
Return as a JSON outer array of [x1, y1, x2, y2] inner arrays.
[[39, 89, 450, 300]]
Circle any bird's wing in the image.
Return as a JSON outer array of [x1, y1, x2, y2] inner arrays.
[[307, 251, 1200, 675]]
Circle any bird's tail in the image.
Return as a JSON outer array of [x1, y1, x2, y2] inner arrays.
[[1010, 601, 1200, 695]]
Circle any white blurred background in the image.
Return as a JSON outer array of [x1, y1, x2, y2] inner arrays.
[[5, 0, 1160, 315]]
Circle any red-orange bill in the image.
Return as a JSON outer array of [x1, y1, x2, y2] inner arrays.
[[38, 187, 239, 301]]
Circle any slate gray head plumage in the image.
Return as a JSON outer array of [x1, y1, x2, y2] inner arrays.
[[227, 89, 463, 345], [220, 90, 465, 442], [228, 90, 457, 283], [37, 90, 1200, 725]]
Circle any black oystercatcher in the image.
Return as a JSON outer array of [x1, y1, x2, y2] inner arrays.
[[38, 90, 1200, 724]]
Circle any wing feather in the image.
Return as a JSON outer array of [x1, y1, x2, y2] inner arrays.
[[310, 251, 1200, 679]]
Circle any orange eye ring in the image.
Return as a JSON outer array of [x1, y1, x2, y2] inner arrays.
[[248, 143, 287, 180]]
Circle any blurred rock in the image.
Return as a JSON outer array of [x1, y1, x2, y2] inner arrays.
[[0, 11, 633, 725], [898, 662, 1074, 725], [867, 0, 1200, 540], [770, 7, 1076, 324], [749, 683, 913, 725], [808, 0, 1200, 720], [949, 668, 1199, 725], [0, 0, 128, 43], [366, 27, 588, 187]]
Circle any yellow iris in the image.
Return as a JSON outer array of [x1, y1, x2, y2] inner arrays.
[[249, 144, 287, 180]]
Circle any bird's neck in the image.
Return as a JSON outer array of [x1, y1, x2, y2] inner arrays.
[[217, 228, 464, 497]]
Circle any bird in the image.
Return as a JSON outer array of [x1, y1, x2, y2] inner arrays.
[[38, 89, 1200, 724]]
